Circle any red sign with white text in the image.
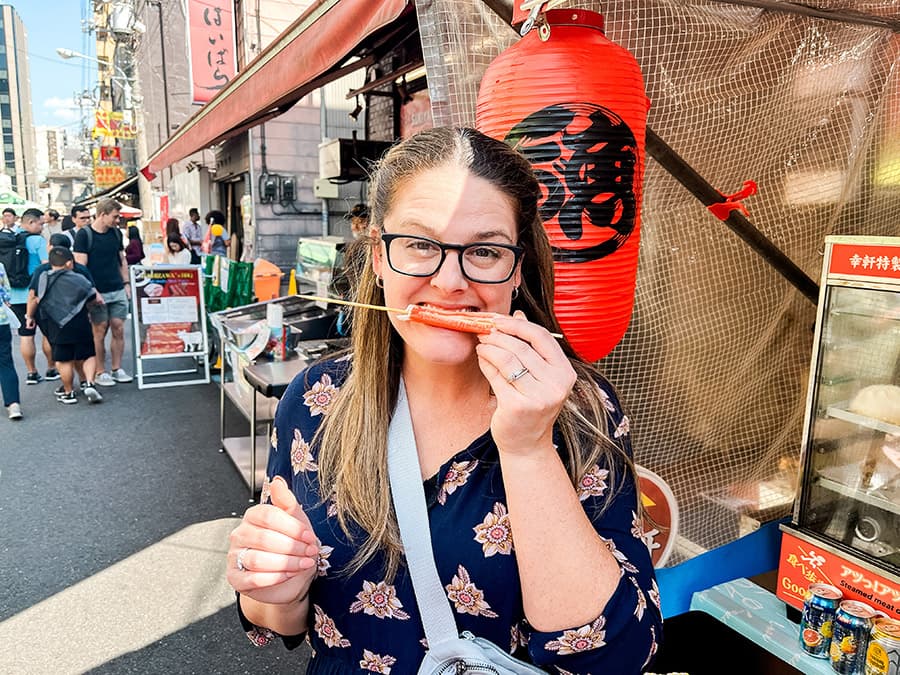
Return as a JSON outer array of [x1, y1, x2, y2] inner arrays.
[[777, 529, 900, 620], [187, 0, 237, 104], [829, 243, 900, 280]]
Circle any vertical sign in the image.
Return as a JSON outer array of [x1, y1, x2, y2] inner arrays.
[[187, 0, 237, 105], [159, 193, 169, 239]]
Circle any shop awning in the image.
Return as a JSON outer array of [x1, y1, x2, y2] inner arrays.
[[142, 0, 411, 180], [76, 173, 140, 207]]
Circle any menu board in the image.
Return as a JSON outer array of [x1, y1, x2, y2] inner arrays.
[[131, 266, 205, 356]]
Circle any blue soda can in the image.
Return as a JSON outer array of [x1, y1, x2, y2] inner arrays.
[[830, 600, 877, 674], [801, 583, 843, 658]]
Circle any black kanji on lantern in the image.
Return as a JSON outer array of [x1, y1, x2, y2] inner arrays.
[[506, 103, 638, 263]]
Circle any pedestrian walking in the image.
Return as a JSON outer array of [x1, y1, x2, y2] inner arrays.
[[27, 246, 102, 404], [0, 259, 22, 420], [42, 209, 62, 243], [2, 207, 57, 384], [182, 208, 203, 257], [205, 210, 230, 257], [29, 233, 96, 397], [125, 225, 144, 265], [73, 198, 132, 387]]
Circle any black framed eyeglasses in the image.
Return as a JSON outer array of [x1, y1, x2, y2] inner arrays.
[[380, 231, 523, 284]]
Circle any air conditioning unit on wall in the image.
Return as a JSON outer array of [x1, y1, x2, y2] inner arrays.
[[318, 138, 393, 182]]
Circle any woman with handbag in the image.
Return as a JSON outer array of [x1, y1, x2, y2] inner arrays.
[[226, 127, 662, 673]]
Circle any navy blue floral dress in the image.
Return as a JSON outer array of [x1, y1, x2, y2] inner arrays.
[[239, 357, 662, 673]]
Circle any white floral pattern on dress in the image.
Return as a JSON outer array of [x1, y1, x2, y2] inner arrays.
[[630, 576, 647, 621], [360, 649, 397, 673], [445, 565, 498, 618], [601, 535, 639, 575], [632, 510, 661, 556], [291, 428, 318, 474], [437, 459, 478, 505], [510, 622, 527, 653], [648, 579, 661, 612], [614, 415, 630, 439], [245, 625, 276, 647], [598, 388, 616, 413], [642, 625, 658, 670], [313, 604, 350, 648], [260, 475, 272, 505], [474, 502, 513, 557], [577, 464, 609, 501], [349, 580, 410, 620], [317, 541, 333, 577], [303, 373, 338, 416], [544, 616, 607, 655]]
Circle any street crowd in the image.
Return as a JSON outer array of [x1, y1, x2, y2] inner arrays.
[[0, 200, 229, 420]]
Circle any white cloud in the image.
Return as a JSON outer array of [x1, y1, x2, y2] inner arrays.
[[43, 96, 81, 123]]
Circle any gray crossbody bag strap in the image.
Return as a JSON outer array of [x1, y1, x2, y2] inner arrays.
[[387, 378, 459, 648]]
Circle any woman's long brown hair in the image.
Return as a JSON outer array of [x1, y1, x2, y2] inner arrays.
[[314, 127, 637, 579]]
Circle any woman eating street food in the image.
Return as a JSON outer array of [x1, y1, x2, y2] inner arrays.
[[226, 127, 661, 673]]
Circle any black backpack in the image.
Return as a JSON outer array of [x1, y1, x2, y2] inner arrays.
[[0, 229, 33, 287]]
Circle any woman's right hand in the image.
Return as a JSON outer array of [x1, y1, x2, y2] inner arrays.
[[227, 476, 320, 606]]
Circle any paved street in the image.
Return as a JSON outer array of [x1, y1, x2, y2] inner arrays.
[[0, 327, 310, 674]]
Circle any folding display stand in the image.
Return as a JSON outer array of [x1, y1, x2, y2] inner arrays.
[[130, 265, 211, 389]]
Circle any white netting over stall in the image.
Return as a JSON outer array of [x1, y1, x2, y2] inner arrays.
[[415, 0, 900, 564]]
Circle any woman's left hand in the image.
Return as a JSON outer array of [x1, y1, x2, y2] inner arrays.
[[475, 310, 576, 454]]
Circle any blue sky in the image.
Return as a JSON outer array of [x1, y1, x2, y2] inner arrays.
[[11, 1, 97, 128]]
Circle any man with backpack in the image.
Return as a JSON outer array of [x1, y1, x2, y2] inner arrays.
[[1, 207, 56, 384], [73, 198, 132, 387], [26, 246, 102, 404]]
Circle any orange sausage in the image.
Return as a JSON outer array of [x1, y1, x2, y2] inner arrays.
[[402, 304, 496, 334]]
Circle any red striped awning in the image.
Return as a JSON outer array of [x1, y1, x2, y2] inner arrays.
[[142, 0, 410, 180]]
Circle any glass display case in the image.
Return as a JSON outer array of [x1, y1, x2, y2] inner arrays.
[[777, 236, 900, 621]]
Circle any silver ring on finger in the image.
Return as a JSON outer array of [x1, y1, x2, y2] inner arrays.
[[506, 366, 529, 383], [236, 547, 250, 572]]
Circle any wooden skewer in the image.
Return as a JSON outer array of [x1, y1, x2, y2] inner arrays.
[[297, 294, 405, 313], [297, 294, 564, 339]]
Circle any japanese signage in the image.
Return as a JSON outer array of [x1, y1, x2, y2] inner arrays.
[[94, 165, 127, 189], [829, 242, 900, 281], [400, 89, 434, 140], [93, 110, 137, 140], [132, 267, 204, 356], [159, 194, 169, 237], [777, 528, 900, 620], [99, 146, 122, 163], [187, 0, 237, 105]]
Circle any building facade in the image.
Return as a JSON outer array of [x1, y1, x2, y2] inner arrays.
[[0, 4, 36, 199]]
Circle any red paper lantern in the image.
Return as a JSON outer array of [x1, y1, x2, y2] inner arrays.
[[476, 9, 648, 362]]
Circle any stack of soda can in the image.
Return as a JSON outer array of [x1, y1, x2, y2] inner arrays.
[[799, 582, 900, 674]]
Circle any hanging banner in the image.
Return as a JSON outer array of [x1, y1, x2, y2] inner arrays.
[[99, 146, 122, 163], [159, 193, 169, 237], [94, 165, 127, 189], [400, 90, 433, 139], [187, 0, 237, 105], [92, 110, 137, 140]]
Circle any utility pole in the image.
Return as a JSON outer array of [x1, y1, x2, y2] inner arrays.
[[148, 0, 172, 183]]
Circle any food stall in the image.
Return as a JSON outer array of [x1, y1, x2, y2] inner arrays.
[[775, 236, 900, 666], [211, 296, 345, 500], [210, 236, 351, 500]]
